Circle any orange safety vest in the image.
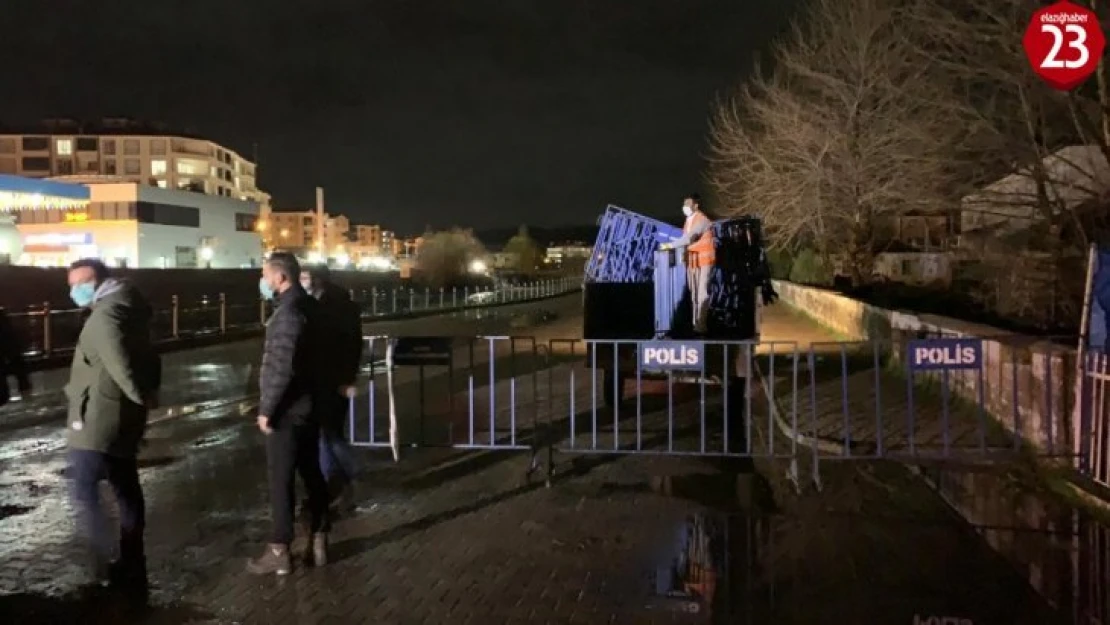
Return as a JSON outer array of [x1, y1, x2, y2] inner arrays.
[[684, 211, 716, 268]]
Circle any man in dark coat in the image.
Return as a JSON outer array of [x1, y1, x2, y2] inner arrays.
[[248, 252, 331, 576], [300, 264, 363, 509], [64, 258, 160, 598], [0, 307, 31, 406]]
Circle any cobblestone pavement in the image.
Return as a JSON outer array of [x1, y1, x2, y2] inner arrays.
[[0, 303, 1079, 623]]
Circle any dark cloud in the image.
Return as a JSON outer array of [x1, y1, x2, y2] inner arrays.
[[0, 0, 797, 233]]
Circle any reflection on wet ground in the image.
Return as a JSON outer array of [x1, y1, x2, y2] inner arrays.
[[634, 466, 1081, 625]]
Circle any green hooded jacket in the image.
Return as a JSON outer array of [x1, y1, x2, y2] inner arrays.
[[64, 279, 161, 457]]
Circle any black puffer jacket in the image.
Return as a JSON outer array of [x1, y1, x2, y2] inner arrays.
[[315, 283, 363, 389], [259, 285, 322, 427]]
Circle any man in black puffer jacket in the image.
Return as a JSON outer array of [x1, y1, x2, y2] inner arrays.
[[248, 252, 331, 576], [300, 264, 363, 509]]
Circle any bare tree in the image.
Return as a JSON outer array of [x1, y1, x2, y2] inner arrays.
[[709, 0, 969, 285], [415, 228, 486, 287], [913, 0, 1110, 327]]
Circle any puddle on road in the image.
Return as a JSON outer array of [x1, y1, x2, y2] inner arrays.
[[0, 504, 33, 520], [0, 437, 65, 462], [621, 466, 1099, 625], [191, 429, 238, 449]]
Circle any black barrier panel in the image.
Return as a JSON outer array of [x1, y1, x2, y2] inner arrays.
[[392, 336, 454, 366]]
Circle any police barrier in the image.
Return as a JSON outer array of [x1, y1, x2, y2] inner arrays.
[[347, 334, 1087, 491], [1079, 350, 1110, 489], [347, 334, 548, 476]]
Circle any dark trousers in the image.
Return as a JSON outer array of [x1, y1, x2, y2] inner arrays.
[[318, 395, 357, 489], [266, 422, 331, 545], [67, 449, 146, 567]]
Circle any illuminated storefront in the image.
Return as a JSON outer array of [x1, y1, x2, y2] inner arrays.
[[0, 174, 90, 265], [1, 178, 262, 268]]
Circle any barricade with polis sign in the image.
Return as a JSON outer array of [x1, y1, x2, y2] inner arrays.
[[640, 340, 705, 372], [346, 332, 1086, 493]]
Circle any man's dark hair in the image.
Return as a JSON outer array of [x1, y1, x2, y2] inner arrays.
[[303, 263, 331, 285], [266, 252, 301, 282], [69, 258, 110, 282], [685, 193, 702, 207]]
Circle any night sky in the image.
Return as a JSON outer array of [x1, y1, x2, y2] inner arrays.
[[1, 0, 795, 234]]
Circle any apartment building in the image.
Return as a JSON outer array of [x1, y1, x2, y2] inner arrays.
[[266, 210, 350, 255], [0, 119, 271, 208], [353, 224, 383, 250], [381, 230, 400, 257]]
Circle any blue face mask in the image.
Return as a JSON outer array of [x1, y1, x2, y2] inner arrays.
[[70, 282, 96, 308], [259, 277, 275, 300]]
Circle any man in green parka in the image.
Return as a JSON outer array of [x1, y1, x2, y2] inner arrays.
[[64, 258, 161, 600]]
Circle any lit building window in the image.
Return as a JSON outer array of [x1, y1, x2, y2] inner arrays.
[[156, 179, 168, 188], [56, 139, 73, 156], [177, 159, 205, 176], [151, 159, 167, 176]]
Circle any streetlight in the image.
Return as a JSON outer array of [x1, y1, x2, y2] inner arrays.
[[469, 259, 487, 274], [200, 246, 214, 268]]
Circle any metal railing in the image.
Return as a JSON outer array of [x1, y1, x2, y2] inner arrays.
[[347, 334, 1097, 493], [1079, 350, 1110, 489], [4, 278, 577, 360]]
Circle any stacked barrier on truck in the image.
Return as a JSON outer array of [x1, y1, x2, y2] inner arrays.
[[584, 205, 680, 340]]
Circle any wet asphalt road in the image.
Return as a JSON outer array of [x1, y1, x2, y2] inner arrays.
[[0, 295, 580, 462], [0, 294, 1095, 623]]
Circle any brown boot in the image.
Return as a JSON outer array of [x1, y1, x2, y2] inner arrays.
[[304, 533, 328, 567], [246, 543, 292, 576]]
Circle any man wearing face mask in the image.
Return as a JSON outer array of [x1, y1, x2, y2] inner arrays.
[[664, 194, 716, 335], [249, 252, 331, 576], [64, 258, 160, 600], [299, 264, 363, 512]]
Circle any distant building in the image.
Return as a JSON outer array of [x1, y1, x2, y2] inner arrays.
[[545, 242, 592, 265], [1, 176, 261, 268], [381, 230, 398, 257], [961, 145, 1110, 239], [0, 119, 271, 210], [353, 224, 383, 250], [401, 236, 424, 258], [491, 252, 519, 270], [266, 210, 349, 256]]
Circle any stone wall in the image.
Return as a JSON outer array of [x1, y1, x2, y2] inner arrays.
[[771, 280, 1078, 457]]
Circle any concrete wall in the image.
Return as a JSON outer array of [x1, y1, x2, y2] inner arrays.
[[772, 280, 1078, 457]]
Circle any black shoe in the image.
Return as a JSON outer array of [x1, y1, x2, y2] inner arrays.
[[108, 559, 149, 605]]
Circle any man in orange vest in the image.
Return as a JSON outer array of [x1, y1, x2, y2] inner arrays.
[[667, 194, 715, 335]]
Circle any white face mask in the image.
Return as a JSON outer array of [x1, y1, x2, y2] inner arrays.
[[682, 205, 694, 217]]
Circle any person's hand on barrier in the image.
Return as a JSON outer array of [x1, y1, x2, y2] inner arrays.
[[339, 385, 357, 399], [659, 242, 674, 251], [257, 415, 273, 434]]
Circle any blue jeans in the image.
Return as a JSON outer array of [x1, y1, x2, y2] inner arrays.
[[67, 450, 145, 569], [318, 395, 356, 490]]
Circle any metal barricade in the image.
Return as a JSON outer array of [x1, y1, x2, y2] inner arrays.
[[1080, 350, 1110, 488], [346, 332, 1090, 495], [348, 334, 548, 474]]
